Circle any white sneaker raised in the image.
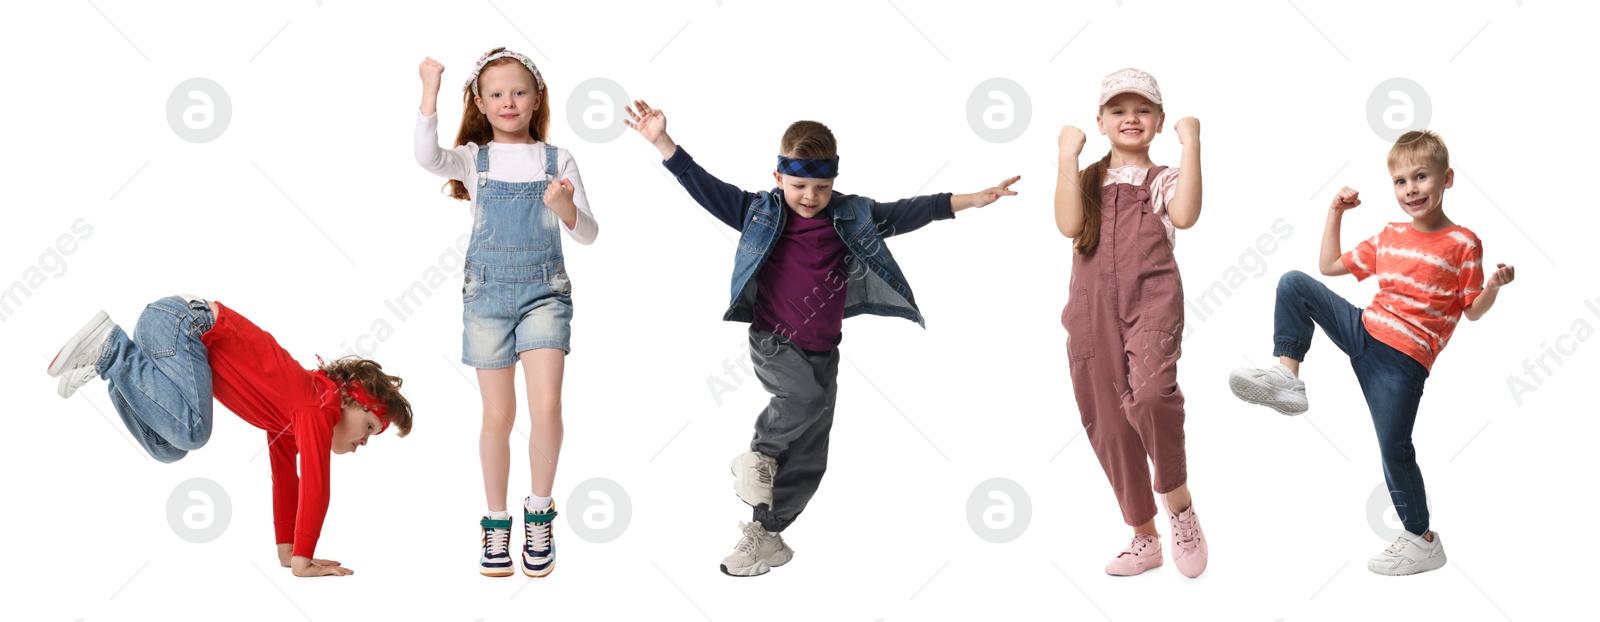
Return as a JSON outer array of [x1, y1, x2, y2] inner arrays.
[[49, 311, 114, 398], [1368, 530, 1447, 576], [1227, 364, 1308, 415], [730, 450, 778, 508], [720, 521, 793, 577]]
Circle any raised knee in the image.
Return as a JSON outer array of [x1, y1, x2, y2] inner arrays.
[[1278, 270, 1311, 293]]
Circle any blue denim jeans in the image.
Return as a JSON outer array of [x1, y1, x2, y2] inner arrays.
[[1272, 270, 1432, 535], [94, 296, 216, 463]]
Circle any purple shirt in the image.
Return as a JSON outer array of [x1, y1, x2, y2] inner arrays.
[[751, 208, 848, 352]]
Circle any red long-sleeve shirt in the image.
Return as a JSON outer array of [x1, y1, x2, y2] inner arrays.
[[199, 302, 338, 559]]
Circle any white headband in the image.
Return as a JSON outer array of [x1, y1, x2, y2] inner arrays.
[[465, 47, 544, 96]]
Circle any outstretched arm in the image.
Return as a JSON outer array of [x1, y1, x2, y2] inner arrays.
[[951, 176, 1020, 213], [626, 99, 678, 161], [870, 175, 1018, 238], [870, 193, 952, 238], [627, 100, 755, 230]]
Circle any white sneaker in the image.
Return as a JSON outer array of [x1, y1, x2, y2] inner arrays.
[[58, 367, 102, 400], [1368, 530, 1447, 576], [730, 451, 778, 508], [1227, 364, 1308, 415], [720, 521, 793, 577], [49, 311, 114, 398]]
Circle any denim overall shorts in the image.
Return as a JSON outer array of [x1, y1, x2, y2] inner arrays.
[[461, 143, 574, 368]]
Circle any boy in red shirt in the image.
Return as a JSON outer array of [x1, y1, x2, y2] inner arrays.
[[1227, 131, 1515, 576], [47, 295, 415, 578]]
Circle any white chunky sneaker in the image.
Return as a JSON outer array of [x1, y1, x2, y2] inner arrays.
[[730, 450, 778, 507], [720, 521, 793, 577], [49, 311, 114, 398], [1368, 530, 1447, 576], [1227, 364, 1309, 415]]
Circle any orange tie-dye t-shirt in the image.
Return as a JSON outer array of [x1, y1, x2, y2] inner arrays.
[[1340, 223, 1485, 371]]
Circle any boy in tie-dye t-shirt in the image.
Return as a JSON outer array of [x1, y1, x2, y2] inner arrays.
[[1227, 130, 1516, 576]]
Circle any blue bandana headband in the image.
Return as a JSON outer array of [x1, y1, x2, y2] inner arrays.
[[776, 155, 840, 179], [465, 47, 544, 96]]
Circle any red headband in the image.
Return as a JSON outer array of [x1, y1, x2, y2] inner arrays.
[[315, 356, 392, 434]]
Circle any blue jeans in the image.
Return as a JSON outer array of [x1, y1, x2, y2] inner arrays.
[[1272, 271, 1432, 535], [94, 296, 216, 463]]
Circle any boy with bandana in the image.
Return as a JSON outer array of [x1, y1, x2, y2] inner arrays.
[[626, 100, 1019, 576]]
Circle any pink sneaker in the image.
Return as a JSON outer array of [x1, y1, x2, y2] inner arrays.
[[1166, 502, 1209, 578], [1105, 533, 1163, 576]]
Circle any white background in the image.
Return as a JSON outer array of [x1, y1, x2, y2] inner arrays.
[[2, 1, 1594, 620]]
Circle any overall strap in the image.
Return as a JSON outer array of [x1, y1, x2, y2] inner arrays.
[[476, 142, 491, 187], [1140, 165, 1169, 191], [544, 144, 559, 179]]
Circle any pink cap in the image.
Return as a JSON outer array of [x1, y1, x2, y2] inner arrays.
[[1099, 68, 1162, 106]]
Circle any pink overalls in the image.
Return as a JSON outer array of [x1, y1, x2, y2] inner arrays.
[[1062, 166, 1188, 527]]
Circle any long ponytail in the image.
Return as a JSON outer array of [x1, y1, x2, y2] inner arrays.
[[1073, 151, 1112, 256]]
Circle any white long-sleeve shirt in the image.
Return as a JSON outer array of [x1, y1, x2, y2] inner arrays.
[[414, 111, 598, 245]]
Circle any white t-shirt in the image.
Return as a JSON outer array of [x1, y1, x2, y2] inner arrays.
[[1104, 165, 1180, 249], [414, 111, 598, 245]]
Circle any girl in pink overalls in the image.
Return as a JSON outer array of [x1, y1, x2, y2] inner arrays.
[[1054, 68, 1208, 578]]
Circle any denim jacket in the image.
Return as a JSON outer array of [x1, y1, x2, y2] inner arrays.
[[663, 146, 953, 327]]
